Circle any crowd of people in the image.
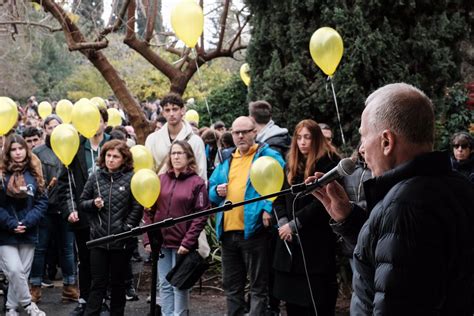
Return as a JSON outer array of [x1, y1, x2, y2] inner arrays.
[[0, 83, 473, 316]]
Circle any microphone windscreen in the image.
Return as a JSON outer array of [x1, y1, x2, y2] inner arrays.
[[338, 158, 356, 176]]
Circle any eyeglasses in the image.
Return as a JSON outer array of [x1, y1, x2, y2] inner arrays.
[[231, 129, 255, 136], [453, 144, 469, 149], [171, 151, 186, 157]]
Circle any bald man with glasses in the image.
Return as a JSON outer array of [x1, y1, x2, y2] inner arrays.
[[209, 116, 285, 316]]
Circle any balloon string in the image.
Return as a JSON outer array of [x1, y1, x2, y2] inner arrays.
[[91, 149, 101, 197], [329, 77, 346, 145], [192, 48, 214, 129], [192, 48, 228, 182], [67, 168, 76, 214]]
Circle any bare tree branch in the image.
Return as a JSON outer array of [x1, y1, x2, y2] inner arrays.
[[216, 0, 230, 52], [228, 15, 249, 52], [0, 21, 62, 32], [32, 0, 154, 143], [144, 0, 157, 43], [98, 0, 131, 41], [176, 47, 192, 71], [199, 0, 204, 52]]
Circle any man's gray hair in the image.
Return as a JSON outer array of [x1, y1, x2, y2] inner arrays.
[[366, 83, 434, 145]]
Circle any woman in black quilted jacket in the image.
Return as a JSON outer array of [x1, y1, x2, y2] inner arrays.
[[79, 139, 143, 316]]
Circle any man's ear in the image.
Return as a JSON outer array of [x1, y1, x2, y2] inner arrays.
[[381, 130, 395, 155]]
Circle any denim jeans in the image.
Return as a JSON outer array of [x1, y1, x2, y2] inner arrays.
[[158, 248, 189, 316], [221, 231, 269, 316], [30, 213, 76, 286], [0, 244, 35, 309]]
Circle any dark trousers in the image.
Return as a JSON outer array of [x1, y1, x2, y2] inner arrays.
[[74, 227, 91, 301], [85, 247, 132, 316], [285, 275, 338, 316], [221, 231, 269, 316]]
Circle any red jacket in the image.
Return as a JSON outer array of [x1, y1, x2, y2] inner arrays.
[[143, 168, 209, 250]]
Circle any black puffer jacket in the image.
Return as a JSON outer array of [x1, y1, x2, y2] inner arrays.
[[79, 168, 143, 250], [335, 151, 474, 315]]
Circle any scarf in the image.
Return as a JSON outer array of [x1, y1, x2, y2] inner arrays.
[[6, 160, 29, 199]]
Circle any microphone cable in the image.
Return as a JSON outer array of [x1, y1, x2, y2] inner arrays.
[[291, 191, 319, 316]]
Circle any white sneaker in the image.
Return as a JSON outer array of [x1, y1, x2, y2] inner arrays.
[[6, 308, 19, 316], [24, 302, 46, 316]]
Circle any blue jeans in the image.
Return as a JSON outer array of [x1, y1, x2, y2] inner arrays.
[[30, 213, 76, 285], [221, 231, 269, 316], [158, 248, 189, 316]]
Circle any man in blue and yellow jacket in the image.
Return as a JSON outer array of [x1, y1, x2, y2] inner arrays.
[[209, 116, 285, 316]]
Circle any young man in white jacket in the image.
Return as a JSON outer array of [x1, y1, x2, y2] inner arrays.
[[145, 93, 207, 181]]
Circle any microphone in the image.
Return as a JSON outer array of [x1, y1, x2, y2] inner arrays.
[[291, 158, 356, 196]]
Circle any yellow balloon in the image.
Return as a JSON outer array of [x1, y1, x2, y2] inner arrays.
[[72, 99, 101, 138], [309, 27, 344, 76], [107, 108, 122, 127], [66, 12, 80, 24], [184, 109, 199, 125], [38, 101, 52, 119], [250, 156, 284, 201], [51, 124, 80, 167], [0, 97, 18, 136], [170, 0, 204, 47], [130, 145, 154, 172], [56, 99, 74, 123], [240, 63, 251, 86], [131, 169, 161, 208], [31, 2, 41, 11], [90, 97, 107, 110]]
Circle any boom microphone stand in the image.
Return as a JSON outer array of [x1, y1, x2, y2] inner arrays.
[[86, 185, 305, 249]]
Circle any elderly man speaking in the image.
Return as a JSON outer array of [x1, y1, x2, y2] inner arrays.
[[312, 83, 474, 315]]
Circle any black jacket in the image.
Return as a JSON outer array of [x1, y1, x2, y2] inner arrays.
[[333, 151, 474, 315], [272, 154, 339, 305], [57, 135, 110, 230], [33, 139, 62, 214], [451, 154, 474, 184], [79, 168, 143, 250], [57, 137, 90, 230]]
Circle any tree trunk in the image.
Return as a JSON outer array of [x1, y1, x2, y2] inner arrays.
[[85, 50, 154, 144]]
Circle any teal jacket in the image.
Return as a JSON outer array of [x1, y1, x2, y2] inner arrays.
[[209, 143, 285, 240]]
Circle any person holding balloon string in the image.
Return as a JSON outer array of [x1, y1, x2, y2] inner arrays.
[[0, 134, 48, 316], [272, 119, 340, 316], [142, 140, 210, 316], [29, 115, 79, 304], [78, 139, 143, 316], [55, 105, 111, 316]]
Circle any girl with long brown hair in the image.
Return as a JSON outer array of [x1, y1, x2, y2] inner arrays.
[[0, 135, 47, 316], [273, 119, 340, 316]]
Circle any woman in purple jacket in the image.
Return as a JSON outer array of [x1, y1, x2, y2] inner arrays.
[[143, 140, 209, 316]]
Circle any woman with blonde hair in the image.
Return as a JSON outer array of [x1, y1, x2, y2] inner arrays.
[[0, 135, 47, 316], [273, 119, 340, 316]]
